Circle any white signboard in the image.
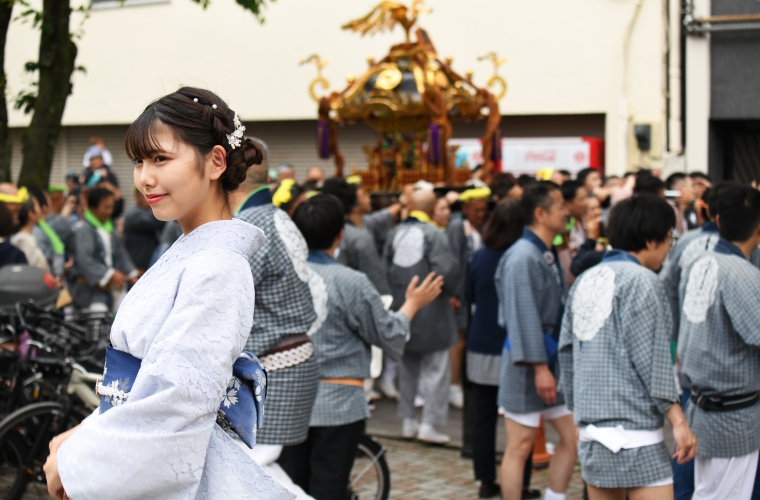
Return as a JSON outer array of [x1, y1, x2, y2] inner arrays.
[[450, 137, 593, 175]]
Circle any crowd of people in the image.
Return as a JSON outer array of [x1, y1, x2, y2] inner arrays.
[[0, 86, 758, 500]]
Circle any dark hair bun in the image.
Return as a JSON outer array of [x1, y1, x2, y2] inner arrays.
[[222, 138, 263, 192]]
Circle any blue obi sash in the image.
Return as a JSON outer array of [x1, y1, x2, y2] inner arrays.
[[97, 345, 266, 448], [503, 330, 559, 366]]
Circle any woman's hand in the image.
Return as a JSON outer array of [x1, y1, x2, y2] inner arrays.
[[44, 447, 65, 500], [44, 425, 80, 499]]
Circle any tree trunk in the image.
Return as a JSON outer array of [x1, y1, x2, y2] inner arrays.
[[0, 1, 13, 183], [17, 0, 76, 188]]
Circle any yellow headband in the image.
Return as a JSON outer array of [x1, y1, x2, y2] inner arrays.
[[536, 168, 555, 181], [0, 186, 29, 204], [272, 178, 296, 208], [459, 187, 491, 203], [346, 175, 362, 185]]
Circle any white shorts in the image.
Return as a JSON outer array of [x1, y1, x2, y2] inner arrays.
[[501, 404, 572, 428], [693, 450, 759, 500], [645, 477, 674, 487]]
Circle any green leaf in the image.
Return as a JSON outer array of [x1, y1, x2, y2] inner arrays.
[[188, 0, 274, 23], [13, 89, 37, 114]]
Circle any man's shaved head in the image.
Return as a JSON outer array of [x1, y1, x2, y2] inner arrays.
[[409, 189, 437, 216]]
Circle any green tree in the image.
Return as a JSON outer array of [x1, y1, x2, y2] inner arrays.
[[2, 0, 273, 188]]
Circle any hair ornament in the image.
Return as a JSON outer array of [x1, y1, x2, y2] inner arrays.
[[193, 98, 199, 103], [227, 112, 246, 149], [212, 104, 218, 109]]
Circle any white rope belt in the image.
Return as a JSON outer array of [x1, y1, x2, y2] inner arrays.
[[260, 341, 314, 372], [579, 425, 664, 453]]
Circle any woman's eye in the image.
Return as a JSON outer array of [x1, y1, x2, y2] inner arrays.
[[132, 159, 143, 166], [154, 156, 168, 163]]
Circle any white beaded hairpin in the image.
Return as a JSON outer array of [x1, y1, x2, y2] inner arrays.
[[227, 113, 246, 149]]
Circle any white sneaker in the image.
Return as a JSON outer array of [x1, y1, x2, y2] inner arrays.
[[414, 396, 425, 408], [367, 389, 382, 402], [417, 423, 450, 445], [377, 378, 398, 400], [402, 418, 419, 439], [449, 384, 464, 409]]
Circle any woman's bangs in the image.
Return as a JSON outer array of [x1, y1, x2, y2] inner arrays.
[[124, 112, 172, 161]]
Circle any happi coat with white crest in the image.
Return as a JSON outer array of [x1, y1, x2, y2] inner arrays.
[[662, 222, 721, 336], [559, 250, 678, 488], [236, 196, 318, 446], [495, 228, 566, 413], [384, 213, 459, 352], [56, 220, 294, 499], [678, 239, 760, 459]]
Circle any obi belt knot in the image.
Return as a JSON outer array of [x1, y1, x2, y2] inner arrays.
[[96, 345, 266, 449]]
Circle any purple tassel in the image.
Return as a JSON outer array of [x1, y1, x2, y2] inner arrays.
[[491, 126, 502, 162], [316, 119, 330, 159], [428, 122, 440, 164]]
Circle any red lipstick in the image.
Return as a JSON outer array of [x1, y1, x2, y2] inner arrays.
[[146, 194, 167, 205]]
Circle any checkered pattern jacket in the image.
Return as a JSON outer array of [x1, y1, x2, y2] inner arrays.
[[235, 204, 316, 355], [495, 237, 565, 412], [307, 255, 409, 426], [337, 222, 391, 295], [678, 247, 760, 458], [559, 260, 678, 430], [661, 226, 720, 337], [363, 208, 394, 256]]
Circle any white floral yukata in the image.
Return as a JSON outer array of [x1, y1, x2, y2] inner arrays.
[[57, 220, 294, 500]]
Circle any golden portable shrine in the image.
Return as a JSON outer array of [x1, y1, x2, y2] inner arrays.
[[301, 0, 507, 190]]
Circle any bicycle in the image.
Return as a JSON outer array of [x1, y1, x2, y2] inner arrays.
[[348, 433, 391, 500], [0, 303, 104, 500], [0, 359, 101, 500]]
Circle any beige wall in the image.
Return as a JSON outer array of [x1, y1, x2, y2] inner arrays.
[[6, 0, 670, 175]]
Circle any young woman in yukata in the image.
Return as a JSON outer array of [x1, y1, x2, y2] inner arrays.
[[42, 87, 294, 500]]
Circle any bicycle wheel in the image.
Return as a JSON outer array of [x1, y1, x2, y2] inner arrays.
[[348, 434, 390, 500], [0, 402, 67, 500]]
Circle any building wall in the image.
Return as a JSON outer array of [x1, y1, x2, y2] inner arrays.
[[6, 0, 666, 175], [710, 1, 760, 119]]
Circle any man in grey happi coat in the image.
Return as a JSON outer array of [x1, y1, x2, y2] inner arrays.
[[661, 182, 735, 499], [71, 188, 136, 311], [560, 196, 697, 496], [321, 178, 390, 295], [678, 186, 760, 500], [495, 182, 575, 500], [281, 194, 442, 499], [233, 157, 318, 455], [662, 181, 736, 332], [385, 189, 459, 444]]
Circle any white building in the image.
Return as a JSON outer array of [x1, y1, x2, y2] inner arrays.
[[7, 0, 684, 187]]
